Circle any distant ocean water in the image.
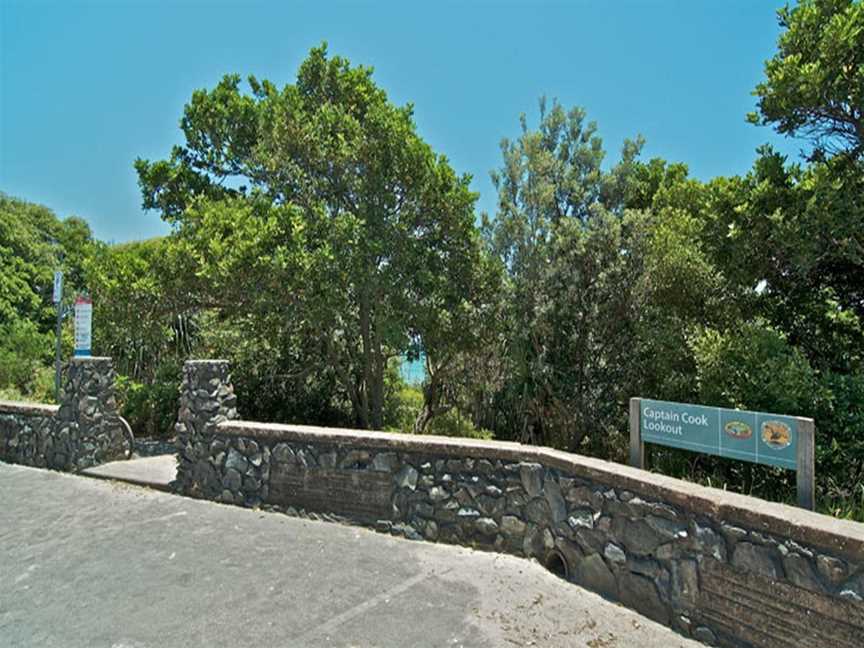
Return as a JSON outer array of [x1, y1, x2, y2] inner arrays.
[[400, 355, 425, 385]]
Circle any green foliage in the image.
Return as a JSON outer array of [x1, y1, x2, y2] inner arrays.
[[750, 0, 864, 160], [385, 380, 493, 440], [533, 210, 649, 454], [85, 237, 199, 381], [0, 197, 55, 330], [384, 384, 424, 433], [814, 370, 864, 505], [0, 193, 93, 331], [690, 321, 820, 416], [702, 150, 864, 372], [821, 480, 864, 520], [426, 409, 495, 440], [115, 361, 182, 439], [0, 319, 52, 394], [483, 98, 653, 453], [0, 193, 94, 401], [136, 44, 492, 430], [197, 310, 355, 428], [82, 237, 200, 438], [633, 179, 732, 403], [0, 367, 55, 404]]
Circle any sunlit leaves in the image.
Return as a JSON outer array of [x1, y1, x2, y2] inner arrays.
[[750, 0, 864, 160]]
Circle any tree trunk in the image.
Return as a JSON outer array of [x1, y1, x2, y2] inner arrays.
[[359, 292, 375, 429], [326, 338, 369, 429], [370, 320, 385, 430], [413, 358, 452, 434], [359, 287, 386, 430], [413, 404, 434, 435]]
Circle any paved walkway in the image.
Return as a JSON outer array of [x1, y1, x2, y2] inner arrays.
[[82, 454, 176, 490], [0, 462, 702, 648]]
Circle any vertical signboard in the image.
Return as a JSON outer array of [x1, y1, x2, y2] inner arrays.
[[53, 271, 63, 303], [630, 397, 815, 509], [53, 270, 64, 400], [74, 295, 93, 357]]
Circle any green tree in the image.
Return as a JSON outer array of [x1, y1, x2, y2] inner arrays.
[[702, 149, 863, 371], [85, 237, 199, 381], [408, 246, 502, 434], [629, 162, 736, 405], [0, 193, 94, 399], [744, 1, 864, 358], [484, 99, 649, 450], [691, 320, 820, 416], [136, 45, 490, 430], [1, 193, 61, 330], [532, 211, 649, 453], [749, 0, 864, 160]]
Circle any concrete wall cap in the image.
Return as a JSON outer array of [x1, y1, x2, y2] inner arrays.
[[0, 400, 60, 416]]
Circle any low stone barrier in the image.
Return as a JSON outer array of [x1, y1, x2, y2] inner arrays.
[[176, 360, 864, 648], [0, 401, 64, 468], [0, 357, 132, 471]]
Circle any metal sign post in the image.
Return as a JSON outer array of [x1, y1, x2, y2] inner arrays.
[[796, 417, 815, 510], [629, 397, 816, 510]]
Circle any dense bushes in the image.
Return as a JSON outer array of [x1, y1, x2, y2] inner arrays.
[[0, 320, 52, 398], [114, 362, 182, 439], [385, 380, 493, 440], [0, 193, 93, 404]]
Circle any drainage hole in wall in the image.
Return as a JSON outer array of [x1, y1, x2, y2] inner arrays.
[[544, 550, 569, 580]]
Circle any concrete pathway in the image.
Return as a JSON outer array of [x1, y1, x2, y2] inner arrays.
[[0, 462, 703, 648], [82, 454, 176, 491]]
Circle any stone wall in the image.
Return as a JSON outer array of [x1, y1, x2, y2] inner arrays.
[[176, 361, 864, 648], [0, 357, 132, 471], [0, 401, 64, 468], [174, 360, 238, 496]]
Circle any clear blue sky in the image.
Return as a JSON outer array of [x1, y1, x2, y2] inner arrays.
[[1, 0, 804, 243]]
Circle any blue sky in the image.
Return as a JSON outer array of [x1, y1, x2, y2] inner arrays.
[[1, 0, 804, 243]]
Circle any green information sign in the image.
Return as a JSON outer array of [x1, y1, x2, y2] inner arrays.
[[629, 397, 816, 509], [639, 398, 799, 470]]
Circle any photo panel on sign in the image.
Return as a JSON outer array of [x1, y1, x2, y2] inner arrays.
[[718, 409, 758, 464], [755, 413, 798, 470]]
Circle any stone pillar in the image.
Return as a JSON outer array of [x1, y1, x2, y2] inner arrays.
[[175, 360, 238, 496], [55, 356, 132, 470]]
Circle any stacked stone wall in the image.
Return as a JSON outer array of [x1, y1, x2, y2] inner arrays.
[[174, 360, 238, 496], [0, 357, 132, 471], [175, 360, 864, 648], [0, 402, 64, 468]]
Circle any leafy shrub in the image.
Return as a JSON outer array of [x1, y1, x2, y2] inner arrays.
[[115, 361, 182, 439], [426, 409, 494, 440], [384, 379, 493, 440], [689, 319, 820, 415], [28, 366, 56, 403], [0, 320, 52, 399], [384, 384, 424, 433], [814, 370, 864, 513]]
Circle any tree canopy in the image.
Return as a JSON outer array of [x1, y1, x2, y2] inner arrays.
[[136, 44, 497, 430], [750, 0, 864, 160], [0, 193, 94, 397]]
